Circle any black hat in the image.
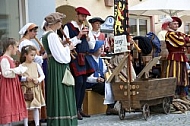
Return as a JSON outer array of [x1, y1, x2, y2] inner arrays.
[[88, 17, 105, 24]]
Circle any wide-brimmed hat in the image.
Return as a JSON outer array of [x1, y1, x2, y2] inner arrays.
[[89, 17, 105, 24], [19, 23, 38, 35], [89, 40, 104, 53], [75, 7, 91, 16], [45, 12, 66, 25], [171, 16, 182, 27]]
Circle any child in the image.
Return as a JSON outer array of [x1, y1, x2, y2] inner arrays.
[[20, 45, 45, 126], [0, 38, 28, 126]]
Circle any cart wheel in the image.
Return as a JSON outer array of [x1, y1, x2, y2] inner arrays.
[[142, 104, 150, 120], [118, 101, 125, 120], [162, 97, 171, 114]]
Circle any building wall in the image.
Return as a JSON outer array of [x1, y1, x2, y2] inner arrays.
[[56, 0, 114, 20], [27, 0, 55, 38]]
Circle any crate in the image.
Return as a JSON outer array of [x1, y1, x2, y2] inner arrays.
[[83, 90, 107, 115]]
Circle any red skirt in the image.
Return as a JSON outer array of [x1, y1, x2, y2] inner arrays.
[[0, 76, 28, 124]]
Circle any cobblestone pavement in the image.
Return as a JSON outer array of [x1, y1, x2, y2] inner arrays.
[[78, 111, 190, 126], [13, 111, 190, 126]]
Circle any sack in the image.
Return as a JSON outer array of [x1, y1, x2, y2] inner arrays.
[[133, 36, 152, 55], [62, 67, 75, 86], [146, 32, 161, 57], [24, 88, 34, 101]]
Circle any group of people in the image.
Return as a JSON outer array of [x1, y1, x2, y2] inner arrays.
[[2, 5, 189, 126], [0, 6, 117, 126]]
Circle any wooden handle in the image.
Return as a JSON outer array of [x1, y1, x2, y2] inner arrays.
[[132, 41, 141, 53], [59, 27, 77, 58], [34, 37, 45, 54], [34, 37, 44, 49]]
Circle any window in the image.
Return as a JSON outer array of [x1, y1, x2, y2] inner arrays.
[[0, 0, 20, 41], [129, 15, 150, 36], [185, 23, 190, 35]]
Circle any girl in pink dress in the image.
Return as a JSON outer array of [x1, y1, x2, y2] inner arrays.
[[0, 38, 28, 126]]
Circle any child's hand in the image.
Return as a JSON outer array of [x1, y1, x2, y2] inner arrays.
[[26, 77, 33, 82], [33, 79, 39, 85]]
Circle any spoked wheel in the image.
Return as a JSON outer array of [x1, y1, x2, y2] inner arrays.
[[118, 101, 125, 120], [142, 104, 150, 120], [162, 97, 171, 114]]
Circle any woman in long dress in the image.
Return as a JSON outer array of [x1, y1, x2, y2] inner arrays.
[[42, 12, 78, 126]]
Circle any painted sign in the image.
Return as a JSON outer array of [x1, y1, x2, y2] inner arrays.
[[114, 0, 127, 36], [114, 35, 129, 53], [100, 16, 114, 31]]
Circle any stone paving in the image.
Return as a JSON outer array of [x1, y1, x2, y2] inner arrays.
[[12, 111, 190, 126], [78, 111, 190, 126]]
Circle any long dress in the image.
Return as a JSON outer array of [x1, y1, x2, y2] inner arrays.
[[21, 62, 45, 109], [0, 56, 27, 124], [42, 31, 78, 126]]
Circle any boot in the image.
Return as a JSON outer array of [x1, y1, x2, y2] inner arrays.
[[77, 111, 83, 120], [80, 111, 90, 117]]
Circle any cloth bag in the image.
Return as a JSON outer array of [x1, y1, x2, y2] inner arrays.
[[62, 67, 75, 86]]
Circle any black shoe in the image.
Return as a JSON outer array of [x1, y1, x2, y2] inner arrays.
[[77, 111, 83, 120], [106, 107, 118, 115], [80, 111, 91, 117]]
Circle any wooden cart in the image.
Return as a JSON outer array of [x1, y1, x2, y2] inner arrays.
[[108, 56, 176, 120], [112, 77, 176, 120]]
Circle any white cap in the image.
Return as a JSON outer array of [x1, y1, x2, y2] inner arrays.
[[160, 16, 173, 24], [41, 20, 46, 30], [19, 23, 38, 35]]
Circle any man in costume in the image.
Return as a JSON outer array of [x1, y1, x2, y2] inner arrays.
[[165, 16, 190, 101], [86, 40, 118, 115], [62, 7, 96, 120], [89, 17, 110, 56]]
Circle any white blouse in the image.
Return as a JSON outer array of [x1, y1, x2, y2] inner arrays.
[[47, 31, 71, 64], [0, 56, 27, 78], [63, 20, 95, 49]]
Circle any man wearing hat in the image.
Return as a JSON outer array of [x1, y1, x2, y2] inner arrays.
[[62, 7, 96, 120], [165, 16, 190, 102], [89, 17, 110, 56], [19, 23, 46, 65], [86, 40, 118, 115]]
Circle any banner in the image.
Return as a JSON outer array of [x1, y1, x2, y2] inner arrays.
[[114, 0, 127, 36]]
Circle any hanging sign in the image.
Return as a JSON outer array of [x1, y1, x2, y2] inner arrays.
[[114, 34, 129, 53]]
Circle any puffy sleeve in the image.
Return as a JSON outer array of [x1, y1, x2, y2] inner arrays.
[[47, 32, 71, 63], [0, 58, 16, 78], [36, 63, 45, 83], [87, 30, 96, 49], [63, 25, 82, 46], [166, 31, 187, 47]]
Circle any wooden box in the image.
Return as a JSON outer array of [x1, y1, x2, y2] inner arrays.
[[112, 77, 176, 109], [83, 90, 107, 115]]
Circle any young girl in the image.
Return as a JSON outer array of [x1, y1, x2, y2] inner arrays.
[[0, 38, 28, 126], [20, 45, 45, 126]]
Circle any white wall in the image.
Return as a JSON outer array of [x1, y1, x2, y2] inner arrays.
[[27, 0, 55, 38]]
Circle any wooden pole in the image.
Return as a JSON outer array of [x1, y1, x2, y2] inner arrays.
[[125, 0, 132, 112]]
